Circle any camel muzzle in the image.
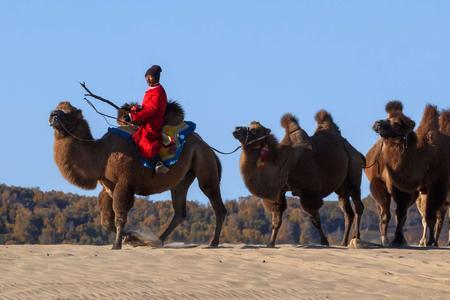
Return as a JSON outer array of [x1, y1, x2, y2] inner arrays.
[[49, 110, 66, 128], [233, 127, 247, 143]]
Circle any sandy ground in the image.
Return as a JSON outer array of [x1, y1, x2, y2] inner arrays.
[[0, 244, 449, 300]]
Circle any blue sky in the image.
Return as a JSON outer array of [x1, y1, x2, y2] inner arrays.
[[1, 1, 450, 202]]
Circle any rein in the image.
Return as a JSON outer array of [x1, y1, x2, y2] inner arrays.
[[201, 127, 270, 155], [57, 119, 98, 143], [363, 141, 383, 170]]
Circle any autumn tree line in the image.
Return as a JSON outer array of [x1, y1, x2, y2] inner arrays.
[[0, 184, 447, 245]]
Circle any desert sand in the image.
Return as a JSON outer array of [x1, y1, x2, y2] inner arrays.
[[0, 243, 449, 300]]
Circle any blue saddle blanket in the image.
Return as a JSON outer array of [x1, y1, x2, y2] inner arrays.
[[108, 121, 196, 169]]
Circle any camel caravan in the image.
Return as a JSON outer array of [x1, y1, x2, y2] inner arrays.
[[49, 66, 450, 250]]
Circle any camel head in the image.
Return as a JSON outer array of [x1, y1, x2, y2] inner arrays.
[[373, 101, 415, 140], [49, 101, 85, 139], [233, 121, 271, 149]]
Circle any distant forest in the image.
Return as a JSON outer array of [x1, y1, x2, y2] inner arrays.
[[0, 184, 448, 246]]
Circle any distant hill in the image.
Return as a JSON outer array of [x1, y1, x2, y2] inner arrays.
[[0, 184, 448, 245]]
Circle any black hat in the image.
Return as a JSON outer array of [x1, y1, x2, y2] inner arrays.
[[145, 65, 162, 77]]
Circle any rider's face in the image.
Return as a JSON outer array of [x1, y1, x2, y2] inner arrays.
[[145, 75, 154, 86]]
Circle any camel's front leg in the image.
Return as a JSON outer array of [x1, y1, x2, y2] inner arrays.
[[369, 179, 391, 246], [264, 195, 287, 248], [112, 183, 135, 250], [416, 195, 427, 246], [98, 189, 116, 233]]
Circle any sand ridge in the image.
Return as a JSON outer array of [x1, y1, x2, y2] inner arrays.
[[0, 244, 449, 300]]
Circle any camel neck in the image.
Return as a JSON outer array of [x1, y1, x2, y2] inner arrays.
[[53, 124, 106, 190]]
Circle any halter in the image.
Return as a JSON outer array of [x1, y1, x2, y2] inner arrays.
[[242, 127, 270, 149], [51, 112, 97, 143]]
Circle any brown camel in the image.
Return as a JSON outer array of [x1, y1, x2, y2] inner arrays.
[[416, 109, 450, 246], [49, 101, 227, 250], [373, 101, 450, 246], [233, 111, 365, 247]]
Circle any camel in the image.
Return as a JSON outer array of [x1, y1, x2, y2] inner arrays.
[[233, 111, 365, 247], [49, 101, 227, 250], [373, 101, 450, 246], [365, 103, 419, 246], [416, 109, 450, 246]]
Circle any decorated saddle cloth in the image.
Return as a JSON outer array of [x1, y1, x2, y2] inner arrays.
[[108, 121, 196, 169]]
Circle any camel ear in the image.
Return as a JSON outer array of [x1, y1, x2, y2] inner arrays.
[[266, 128, 271, 134], [76, 109, 83, 119], [408, 119, 416, 130]]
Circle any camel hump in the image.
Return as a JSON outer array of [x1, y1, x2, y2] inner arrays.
[[281, 113, 299, 130], [164, 100, 185, 125], [439, 109, 450, 136], [417, 104, 439, 138], [315, 110, 335, 126], [385, 100, 403, 114]]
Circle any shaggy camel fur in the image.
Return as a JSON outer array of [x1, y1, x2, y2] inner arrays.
[[233, 111, 364, 247], [416, 109, 450, 246], [373, 101, 450, 246], [365, 139, 419, 246], [50, 101, 226, 250]]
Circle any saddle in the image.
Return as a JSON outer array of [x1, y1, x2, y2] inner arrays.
[[108, 121, 196, 169]]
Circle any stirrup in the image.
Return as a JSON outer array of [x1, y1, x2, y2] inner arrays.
[[155, 162, 169, 174]]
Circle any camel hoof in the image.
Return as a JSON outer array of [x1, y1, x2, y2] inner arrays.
[[321, 240, 330, 247], [267, 242, 276, 248], [426, 241, 438, 247], [209, 240, 219, 248], [340, 241, 349, 247], [390, 238, 407, 248], [380, 236, 389, 247], [419, 239, 427, 247], [111, 243, 122, 250]]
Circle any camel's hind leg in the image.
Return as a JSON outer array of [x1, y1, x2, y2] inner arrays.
[[98, 188, 115, 233], [159, 171, 196, 245], [434, 207, 446, 245], [337, 194, 354, 246], [111, 183, 135, 250], [447, 208, 450, 247], [426, 185, 447, 247], [301, 196, 329, 246], [195, 159, 227, 247], [370, 178, 391, 246], [198, 182, 227, 247], [351, 187, 364, 241]]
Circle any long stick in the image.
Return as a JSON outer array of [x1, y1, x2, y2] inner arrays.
[[80, 82, 120, 110]]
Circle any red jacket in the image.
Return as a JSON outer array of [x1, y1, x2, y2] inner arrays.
[[130, 84, 167, 159]]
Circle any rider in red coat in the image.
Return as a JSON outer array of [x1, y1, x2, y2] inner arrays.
[[126, 65, 169, 173]]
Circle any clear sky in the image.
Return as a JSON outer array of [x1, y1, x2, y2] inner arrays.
[[1, 1, 450, 203]]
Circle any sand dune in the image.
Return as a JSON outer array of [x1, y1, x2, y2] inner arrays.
[[1, 244, 449, 300]]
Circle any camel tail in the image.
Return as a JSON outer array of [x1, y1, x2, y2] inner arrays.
[[439, 109, 450, 136], [416, 104, 439, 139], [281, 113, 300, 133]]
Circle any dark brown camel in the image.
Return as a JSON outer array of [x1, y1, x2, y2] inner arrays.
[[373, 101, 450, 246], [233, 111, 364, 247], [50, 101, 226, 249]]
